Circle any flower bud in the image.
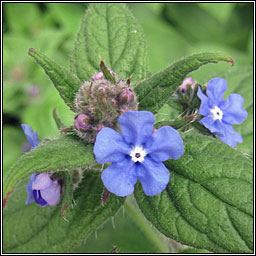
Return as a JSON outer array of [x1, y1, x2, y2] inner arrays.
[[179, 77, 195, 94], [97, 83, 108, 94], [119, 88, 134, 104], [95, 123, 106, 133], [92, 72, 104, 80], [75, 114, 91, 131], [73, 62, 138, 143]]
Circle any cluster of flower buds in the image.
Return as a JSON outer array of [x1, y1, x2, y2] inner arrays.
[[73, 62, 138, 143]]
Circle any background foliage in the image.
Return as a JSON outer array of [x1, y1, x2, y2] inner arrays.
[[3, 3, 253, 253]]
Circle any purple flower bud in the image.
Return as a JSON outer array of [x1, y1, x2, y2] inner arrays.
[[92, 72, 104, 80], [179, 77, 195, 94], [119, 88, 134, 104], [111, 98, 118, 106], [97, 83, 108, 94], [26, 173, 61, 207], [75, 114, 91, 131]]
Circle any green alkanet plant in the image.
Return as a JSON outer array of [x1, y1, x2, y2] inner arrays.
[[3, 3, 252, 254]]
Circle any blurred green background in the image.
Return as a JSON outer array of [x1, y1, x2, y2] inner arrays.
[[3, 3, 253, 253]]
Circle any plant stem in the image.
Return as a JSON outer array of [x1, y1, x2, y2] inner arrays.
[[124, 196, 169, 253]]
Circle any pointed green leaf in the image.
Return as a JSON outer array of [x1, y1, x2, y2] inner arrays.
[[135, 133, 253, 253], [135, 53, 234, 113], [71, 3, 148, 83], [100, 61, 117, 84], [3, 169, 124, 253], [52, 107, 66, 130], [3, 135, 95, 204], [28, 48, 82, 109]]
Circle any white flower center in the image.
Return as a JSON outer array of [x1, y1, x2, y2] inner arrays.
[[210, 106, 223, 121], [130, 146, 147, 163]]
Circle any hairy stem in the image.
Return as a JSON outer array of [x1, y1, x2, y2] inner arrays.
[[124, 196, 169, 253]]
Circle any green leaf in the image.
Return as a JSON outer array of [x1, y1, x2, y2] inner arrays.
[[70, 3, 148, 83], [3, 135, 95, 203], [134, 133, 253, 253], [3, 169, 124, 253], [28, 48, 82, 109], [100, 61, 116, 84], [135, 52, 234, 113], [52, 107, 66, 130]]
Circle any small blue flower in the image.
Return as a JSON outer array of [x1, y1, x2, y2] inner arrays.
[[197, 78, 248, 147], [22, 124, 61, 207], [93, 111, 184, 197]]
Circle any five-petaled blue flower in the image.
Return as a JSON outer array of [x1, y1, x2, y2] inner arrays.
[[93, 111, 184, 197], [21, 124, 61, 207], [197, 78, 247, 147]]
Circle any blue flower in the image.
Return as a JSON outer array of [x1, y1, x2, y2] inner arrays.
[[93, 111, 184, 197], [22, 124, 61, 207], [197, 78, 247, 147], [26, 173, 61, 207], [21, 124, 39, 149]]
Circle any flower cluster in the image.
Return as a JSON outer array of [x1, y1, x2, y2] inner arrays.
[[197, 78, 247, 147], [93, 111, 184, 197], [21, 124, 61, 207], [74, 65, 138, 143]]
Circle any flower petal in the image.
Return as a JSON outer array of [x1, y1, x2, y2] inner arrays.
[[21, 124, 39, 149], [197, 86, 210, 116], [25, 180, 34, 204], [137, 158, 170, 196], [101, 158, 137, 197], [219, 123, 243, 147], [206, 78, 227, 104], [220, 94, 248, 124], [30, 173, 39, 182], [32, 190, 48, 207], [118, 111, 155, 146], [146, 126, 184, 161], [40, 180, 61, 206], [94, 127, 131, 164], [32, 173, 53, 190], [199, 117, 224, 136]]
